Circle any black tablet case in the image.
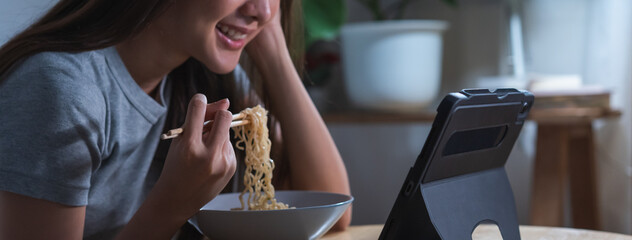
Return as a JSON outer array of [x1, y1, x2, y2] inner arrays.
[[378, 88, 533, 240]]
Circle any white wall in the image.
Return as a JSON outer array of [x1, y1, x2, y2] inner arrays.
[[581, 0, 632, 234]]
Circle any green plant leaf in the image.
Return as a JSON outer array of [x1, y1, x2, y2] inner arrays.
[[303, 0, 346, 47]]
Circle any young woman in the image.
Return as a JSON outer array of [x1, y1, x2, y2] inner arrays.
[[0, 0, 351, 239]]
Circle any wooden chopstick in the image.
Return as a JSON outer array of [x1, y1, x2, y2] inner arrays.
[[160, 113, 248, 140]]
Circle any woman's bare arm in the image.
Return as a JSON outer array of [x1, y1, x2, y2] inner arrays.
[[246, 12, 352, 231], [0, 188, 193, 240], [0, 191, 86, 240]]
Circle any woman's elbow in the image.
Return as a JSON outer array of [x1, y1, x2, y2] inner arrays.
[[329, 206, 352, 232]]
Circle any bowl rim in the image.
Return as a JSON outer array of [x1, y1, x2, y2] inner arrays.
[[198, 190, 354, 213]]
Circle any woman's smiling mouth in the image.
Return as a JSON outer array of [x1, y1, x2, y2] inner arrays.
[[217, 23, 247, 40], [216, 22, 249, 50]]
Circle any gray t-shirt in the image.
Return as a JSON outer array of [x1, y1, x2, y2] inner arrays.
[[0, 47, 170, 239]]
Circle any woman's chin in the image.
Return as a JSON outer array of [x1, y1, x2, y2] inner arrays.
[[194, 48, 242, 74], [203, 59, 239, 74]]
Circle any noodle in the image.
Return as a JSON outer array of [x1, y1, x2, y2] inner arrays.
[[232, 105, 290, 210]]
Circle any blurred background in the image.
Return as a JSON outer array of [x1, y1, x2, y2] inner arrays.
[[303, 0, 631, 235], [2, 0, 630, 235]]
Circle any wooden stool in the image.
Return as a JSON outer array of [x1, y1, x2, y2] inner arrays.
[[529, 107, 620, 229]]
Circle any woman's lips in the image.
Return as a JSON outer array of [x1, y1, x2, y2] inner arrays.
[[216, 23, 247, 50]]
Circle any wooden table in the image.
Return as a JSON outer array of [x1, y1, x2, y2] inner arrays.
[[321, 224, 632, 240]]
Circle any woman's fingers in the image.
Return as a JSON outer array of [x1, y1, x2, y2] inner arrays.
[[204, 98, 230, 121], [206, 110, 232, 147], [201, 98, 230, 143], [183, 95, 231, 142], [183, 94, 207, 140]]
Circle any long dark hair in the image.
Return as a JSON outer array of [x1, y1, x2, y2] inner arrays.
[[0, 0, 304, 186]]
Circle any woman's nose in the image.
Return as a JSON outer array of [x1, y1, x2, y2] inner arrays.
[[239, 0, 273, 23]]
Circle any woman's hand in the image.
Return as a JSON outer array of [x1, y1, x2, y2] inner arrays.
[[157, 94, 236, 220], [245, 4, 287, 67], [119, 94, 237, 239]]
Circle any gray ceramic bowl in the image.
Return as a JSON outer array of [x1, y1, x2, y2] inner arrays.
[[189, 190, 353, 240]]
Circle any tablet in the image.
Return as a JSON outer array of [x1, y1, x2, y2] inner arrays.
[[379, 88, 533, 240]]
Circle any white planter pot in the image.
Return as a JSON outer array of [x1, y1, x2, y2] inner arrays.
[[340, 20, 448, 112]]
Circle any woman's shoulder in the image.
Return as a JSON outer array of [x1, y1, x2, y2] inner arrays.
[[5, 49, 109, 90], [1, 49, 108, 117], [13, 49, 104, 78]]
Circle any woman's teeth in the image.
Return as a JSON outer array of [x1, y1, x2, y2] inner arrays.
[[217, 23, 246, 40]]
